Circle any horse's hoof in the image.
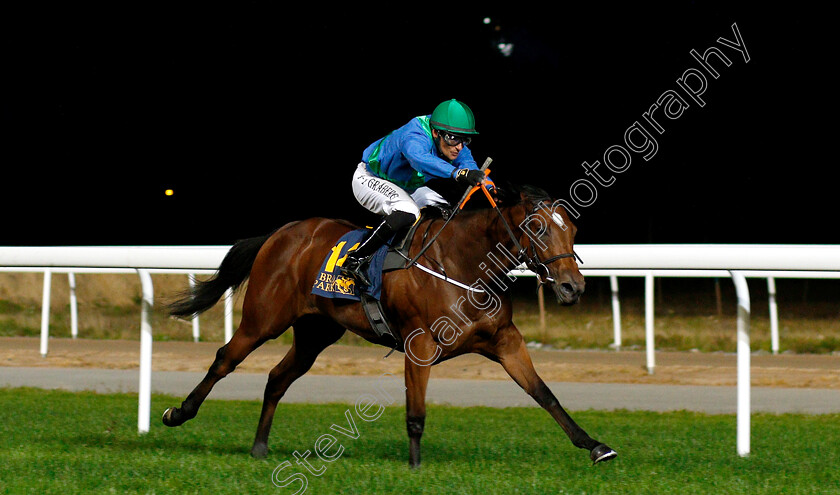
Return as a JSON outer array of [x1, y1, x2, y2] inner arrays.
[[591, 444, 617, 464], [162, 407, 179, 427], [251, 443, 268, 459]]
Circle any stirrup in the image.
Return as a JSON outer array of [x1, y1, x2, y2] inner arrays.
[[341, 255, 372, 287]]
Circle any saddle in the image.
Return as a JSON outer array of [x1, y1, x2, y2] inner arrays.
[[363, 206, 450, 352], [312, 206, 450, 353], [382, 204, 449, 272]]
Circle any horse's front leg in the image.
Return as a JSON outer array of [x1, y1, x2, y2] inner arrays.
[[404, 351, 432, 469], [491, 323, 617, 464]]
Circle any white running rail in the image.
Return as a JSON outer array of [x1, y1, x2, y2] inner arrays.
[[3, 244, 840, 457]]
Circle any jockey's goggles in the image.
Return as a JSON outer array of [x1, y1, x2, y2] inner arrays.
[[440, 131, 472, 147]]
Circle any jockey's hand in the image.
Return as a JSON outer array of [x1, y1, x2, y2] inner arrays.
[[484, 177, 497, 194], [455, 168, 485, 187]]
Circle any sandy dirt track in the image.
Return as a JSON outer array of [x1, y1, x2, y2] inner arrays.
[[1, 337, 838, 389]]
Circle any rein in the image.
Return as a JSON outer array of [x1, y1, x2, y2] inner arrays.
[[404, 158, 581, 290], [406, 158, 493, 269], [457, 174, 583, 287]]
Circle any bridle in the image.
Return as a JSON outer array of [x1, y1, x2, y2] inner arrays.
[[404, 172, 582, 289], [524, 240, 584, 286], [494, 200, 583, 287]]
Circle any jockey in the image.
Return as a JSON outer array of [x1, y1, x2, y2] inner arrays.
[[342, 98, 493, 286]]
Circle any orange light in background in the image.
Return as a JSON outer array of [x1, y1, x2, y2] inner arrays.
[[164, 189, 174, 197]]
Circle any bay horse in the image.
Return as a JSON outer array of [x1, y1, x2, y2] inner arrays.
[[162, 184, 616, 467]]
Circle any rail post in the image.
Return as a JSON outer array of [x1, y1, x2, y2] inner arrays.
[[188, 274, 200, 342], [610, 275, 621, 349], [69, 273, 78, 339], [40, 270, 52, 357], [730, 270, 751, 457], [137, 269, 154, 434], [224, 287, 234, 343], [767, 277, 779, 354], [645, 272, 655, 374]]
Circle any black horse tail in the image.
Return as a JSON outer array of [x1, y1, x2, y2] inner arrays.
[[168, 233, 273, 319]]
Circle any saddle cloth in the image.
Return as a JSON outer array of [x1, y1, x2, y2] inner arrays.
[[311, 228, 389, 301], [310, 207, 445, 302]]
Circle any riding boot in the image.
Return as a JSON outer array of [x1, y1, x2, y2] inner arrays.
[[341, 211, 416, 286], [340, 222, 392, 287]]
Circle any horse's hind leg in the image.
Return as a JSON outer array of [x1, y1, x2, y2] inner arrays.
[[162, 308, 293, 427], [251, 315, 345, 458], [489, 323, 616, 464], [162, 329, 268, 427]]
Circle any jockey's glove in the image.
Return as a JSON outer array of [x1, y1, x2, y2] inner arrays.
[[484, 177, 497, 194], [455, 168, 486, 187]]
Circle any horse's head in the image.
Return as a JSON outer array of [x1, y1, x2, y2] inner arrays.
[[515, 186, 585, 305]]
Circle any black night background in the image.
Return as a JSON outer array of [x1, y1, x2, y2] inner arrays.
[[2, 3, 834, 247]]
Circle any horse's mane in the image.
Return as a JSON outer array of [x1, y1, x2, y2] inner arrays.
[[421, 178, 551, 212], [484, 183, 552, 209]]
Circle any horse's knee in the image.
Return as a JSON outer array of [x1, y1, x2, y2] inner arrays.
[[406, 415, 425, 439]]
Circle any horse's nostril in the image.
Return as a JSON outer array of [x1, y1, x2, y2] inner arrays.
[[560, 282, 575, 294]]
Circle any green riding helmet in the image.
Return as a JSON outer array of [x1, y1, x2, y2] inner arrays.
[[430, 99, 479, 135]]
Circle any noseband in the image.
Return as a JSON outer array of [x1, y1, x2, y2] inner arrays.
[[501, 201, 583, 287], [525, 243, 584, 286]]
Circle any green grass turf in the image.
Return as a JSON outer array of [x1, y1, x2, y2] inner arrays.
[[1, 387, 838, 494]]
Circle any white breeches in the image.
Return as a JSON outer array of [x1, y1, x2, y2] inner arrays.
[[351, 162, 449, 219]]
